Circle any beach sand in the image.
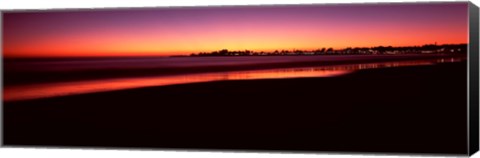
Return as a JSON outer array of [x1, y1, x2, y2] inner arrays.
[[4, 61, 468, 154]]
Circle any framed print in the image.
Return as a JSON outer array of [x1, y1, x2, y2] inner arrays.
[[2, 1, 479, 156]]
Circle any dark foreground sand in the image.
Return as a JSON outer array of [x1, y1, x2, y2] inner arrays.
[[4, 61, 467, 154]]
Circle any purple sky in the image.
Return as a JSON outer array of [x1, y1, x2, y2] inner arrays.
[[3, 2, 469, 57]]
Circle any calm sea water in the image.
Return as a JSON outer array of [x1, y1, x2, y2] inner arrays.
[[3, 55, 464, 102], [5, 55, 444, 73]]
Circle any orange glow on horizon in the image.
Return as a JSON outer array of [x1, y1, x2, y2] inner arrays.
[[3, 3, 469, 58]]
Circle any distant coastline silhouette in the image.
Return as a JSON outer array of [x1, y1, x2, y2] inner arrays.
[[186, 43, 467, 57]]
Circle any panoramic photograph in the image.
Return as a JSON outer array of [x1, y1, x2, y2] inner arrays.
[[2, 2, 470, 154]]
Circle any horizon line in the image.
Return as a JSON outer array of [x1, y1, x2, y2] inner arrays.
[[3, 43, 468, 59]]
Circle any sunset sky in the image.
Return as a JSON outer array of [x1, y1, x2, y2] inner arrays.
[[3, 2, 469, 58]]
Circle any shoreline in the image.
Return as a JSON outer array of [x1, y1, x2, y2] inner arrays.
[[4, 54, 466, 86], [4, 61, 468, 154], [3, 54, 466, 102]]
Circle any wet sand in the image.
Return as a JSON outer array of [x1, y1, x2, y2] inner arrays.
[[4, 61, 468, 154]]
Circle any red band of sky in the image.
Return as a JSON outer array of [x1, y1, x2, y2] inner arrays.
[[3, 2, 468, 58]]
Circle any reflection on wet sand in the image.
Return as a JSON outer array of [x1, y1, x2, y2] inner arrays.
[[3, 57, 464, 102]]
